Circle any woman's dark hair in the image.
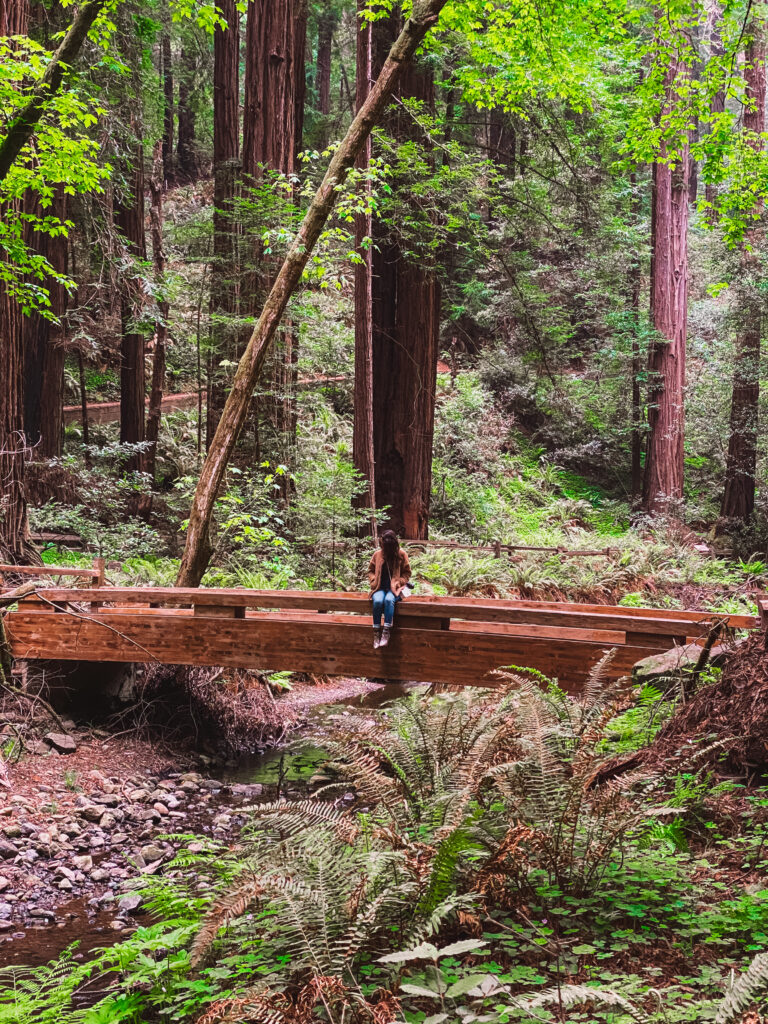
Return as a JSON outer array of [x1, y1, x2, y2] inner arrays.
[[380, 529, 400, 557]]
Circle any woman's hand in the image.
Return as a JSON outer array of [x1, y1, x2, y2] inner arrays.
[[391, 582, 402, 597]]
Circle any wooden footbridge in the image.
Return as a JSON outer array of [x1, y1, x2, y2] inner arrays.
[[2, 583, 758, 687]]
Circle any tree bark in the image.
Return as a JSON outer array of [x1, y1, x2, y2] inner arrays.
[[642, 57, 689, 515], [241, 0, 306, 453], [243, 0, 305, 180], [146, 146, 168, 484], [0, 0, 105, 183], [720, 23, 766, 524], [206, 0, 240, 446], [177, 0, 449, 586], [353, 0, 376, 527], [176, 46, 199, 182], [161, 33, 174, 187], [363, 17, 442, 540], [114, 147, 147, 474], [0, 0, 38, 563], [23, 186, 68, 458], [316, 5, 334, 117]]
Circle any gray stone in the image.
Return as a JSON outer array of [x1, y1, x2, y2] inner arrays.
[[79, 805, 103, 823], [2, 825, 20, 840], [0, 903, 13, 919], [92, 793, 119, 808], [44, 733, 77, 754], [99, 813, 116, 830], [0, 921, 13, 931], [73, 855, 92, 872], [632, 643, 728, 685], [0, 878, 9, 893], [58, 879, 73, 891], [140, 844, 164, 863], [118, 893, 142, 914], [0, 841, 17, 859], [29, 908, 53, 918], [90, 869, 109, 882]]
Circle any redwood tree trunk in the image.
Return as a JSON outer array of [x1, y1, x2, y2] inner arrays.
[[176, 0, 449, 587], [176, 46, 198, 182], [720, 23, 765, 523], [161, 33, 174, 186], [146, 146, 169, 483], [24, 186, 68, 458], [0, 0, 37, 562], [206, 0, 240, 445], [642, 60, 689, 515], [353, 0, 376, 524], [363, 16, 442, 539], [241, 0, 306, 452], [115, 149, 148, 474], [316, 5, 334, 117]]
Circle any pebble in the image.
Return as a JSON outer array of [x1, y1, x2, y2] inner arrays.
[[0, 843, 15, 860], [0, 878, 8, 893], [73, 855, 93, 872], [0, 904, 13, 919]]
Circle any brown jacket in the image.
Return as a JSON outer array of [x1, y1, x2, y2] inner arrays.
[[368, 548, 412, 597]]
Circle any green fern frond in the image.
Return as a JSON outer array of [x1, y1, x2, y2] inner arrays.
[[715, 951, 768, 1024]]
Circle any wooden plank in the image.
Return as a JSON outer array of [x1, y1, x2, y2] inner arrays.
[[0, 565, 101, 580], [452, 620, 626, 644], [25, 588, 757, 634], [5, 608, 665, 688]]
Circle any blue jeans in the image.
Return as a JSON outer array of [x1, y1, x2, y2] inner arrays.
[[372, 589, 400, 627]]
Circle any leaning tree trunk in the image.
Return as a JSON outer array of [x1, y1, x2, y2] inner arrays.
[[114, 146, 148, 475], [206, 0, 240, 446], [720, 23, 766, 524], [642, 55, 689, 516], [176, 0, 450, 586]]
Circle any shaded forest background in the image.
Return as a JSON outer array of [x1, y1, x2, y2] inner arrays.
[[2, 0, 768, 605]]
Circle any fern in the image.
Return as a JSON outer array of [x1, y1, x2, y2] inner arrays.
[[716, 951, 768, 1024], [0, 948, 95, 1024]]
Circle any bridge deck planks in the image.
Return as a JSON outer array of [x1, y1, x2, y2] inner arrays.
[[6, 608, 656, 687], [6, 587, 757, 689]]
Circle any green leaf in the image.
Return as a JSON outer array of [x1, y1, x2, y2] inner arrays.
[[400, 982, 441, 999], [378, 942, 439, 963], [437, 939, 488, 957], [446, 974, 495, 998]]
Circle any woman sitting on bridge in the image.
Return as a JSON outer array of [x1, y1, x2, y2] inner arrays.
[[368, 530, 412, 649]]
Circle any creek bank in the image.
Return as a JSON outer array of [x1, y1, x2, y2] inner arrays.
[[0, 675, 423, 967]]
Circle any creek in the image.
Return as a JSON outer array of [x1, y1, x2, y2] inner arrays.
[[1, 679, 428, 971]]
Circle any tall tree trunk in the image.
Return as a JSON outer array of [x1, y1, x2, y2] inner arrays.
[[720, 23, 766, 524], [115, 147, 147, 474], [0, 0, 37, 562], [161, 33, 174, 186], [704, 1, 725, 219], [242, 0, 306, 454], [146, 145, 169, 484], [206, 0, 240, 446], [23, 187, 68, 458], [316, 5, 334, 118], [364, 16, 441, 540], [642, 56, 689, 515], [176, 45, 198, 182], [176, 0, 449, 587], [353, 0, 376, 527]]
